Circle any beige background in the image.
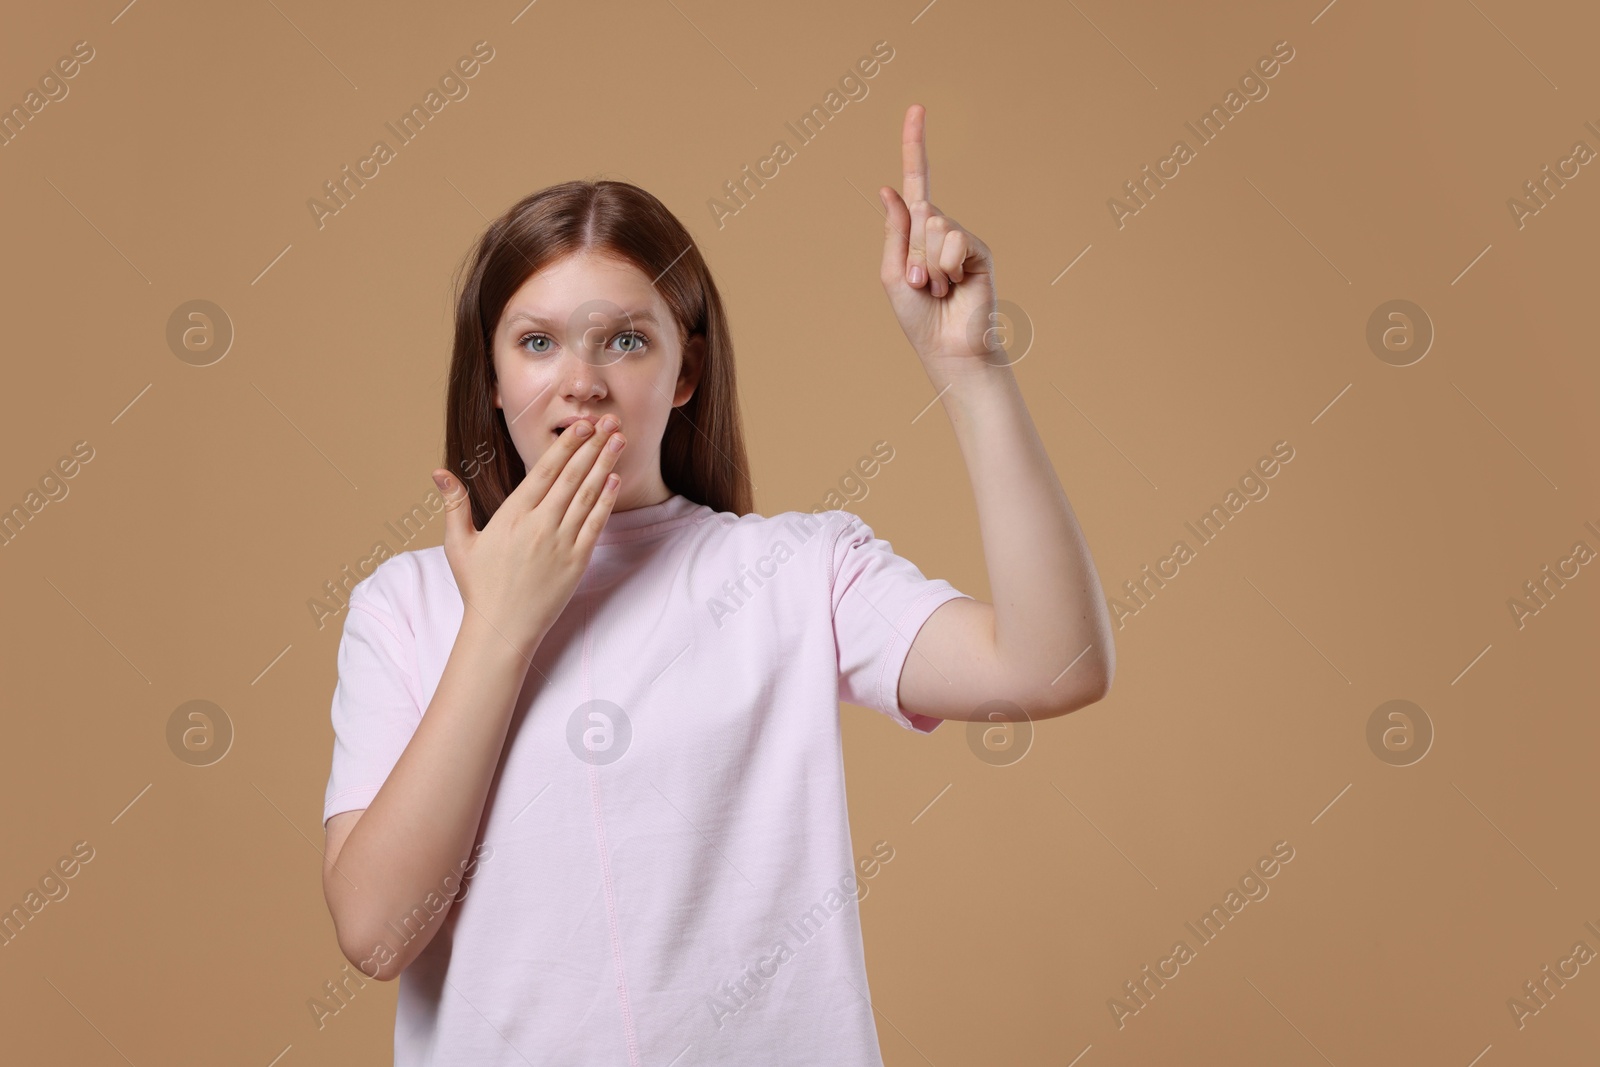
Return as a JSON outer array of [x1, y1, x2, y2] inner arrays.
[[2, 0, 1597, 1063]]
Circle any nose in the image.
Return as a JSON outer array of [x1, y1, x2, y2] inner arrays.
[[556, 343, 608, 402]]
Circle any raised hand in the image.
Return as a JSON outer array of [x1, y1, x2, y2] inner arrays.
[[877, 103, 1002, 370]]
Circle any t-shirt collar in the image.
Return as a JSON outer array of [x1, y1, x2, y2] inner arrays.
[[595, 492, 704, 545]]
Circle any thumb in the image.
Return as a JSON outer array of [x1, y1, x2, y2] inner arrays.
[[879, 186, 910, 285], [431, 470, 475, 544]]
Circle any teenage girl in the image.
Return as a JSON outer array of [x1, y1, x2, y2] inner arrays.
[[320, 103, 1114, 1066]]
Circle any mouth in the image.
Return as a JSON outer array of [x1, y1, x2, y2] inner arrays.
[[552, 415, 599, 437]]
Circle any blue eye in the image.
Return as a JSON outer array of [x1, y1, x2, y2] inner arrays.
[[516, 331, 649, 355]]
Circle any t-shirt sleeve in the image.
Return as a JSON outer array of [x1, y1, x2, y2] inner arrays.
[[322, 567, 425, 826], [827, 510, 974, 734]]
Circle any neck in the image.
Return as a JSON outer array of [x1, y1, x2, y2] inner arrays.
[[617, 483, 673, 512]]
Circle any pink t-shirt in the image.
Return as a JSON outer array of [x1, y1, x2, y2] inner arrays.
[[322, 492, 972, 1065]]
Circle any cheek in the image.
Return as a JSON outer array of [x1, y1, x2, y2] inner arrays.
[[496, 362, 558, 423], [608, 367, 665, 435], [493, 377, 554, 465], [498, 355, 554, 395]]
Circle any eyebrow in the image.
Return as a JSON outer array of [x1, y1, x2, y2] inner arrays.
[[504, 307, 661, 330]]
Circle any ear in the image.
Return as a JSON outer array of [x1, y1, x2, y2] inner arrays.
[[674, 333, 706, 407]]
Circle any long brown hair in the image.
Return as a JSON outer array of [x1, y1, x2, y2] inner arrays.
[[444, 180, 754, 530]]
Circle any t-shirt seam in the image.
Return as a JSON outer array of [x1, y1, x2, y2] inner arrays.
[[822, 510, 852, 605], [347, 565, 427, 716], [875, 583, 949, 716], [828, 509, 930, 723], [346, 598, 405, 647]]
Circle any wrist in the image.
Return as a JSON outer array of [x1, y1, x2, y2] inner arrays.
[[929, 359, 1019, 421], [921, 346, 1012, 389], [457, 610, 546, 668]]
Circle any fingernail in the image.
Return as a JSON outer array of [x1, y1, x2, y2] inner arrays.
[[608, 433, 626, 452], [431, 473, 449, 493], [574, 421, 593, 437], [910, 264, 925, 286], [600, 415, 618, 432]]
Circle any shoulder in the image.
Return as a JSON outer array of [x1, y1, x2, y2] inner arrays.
[[744, 506, 914, 594], [345, 545, 453, 630], [676, 505, 863, 596], [694, 504, 855, 556]]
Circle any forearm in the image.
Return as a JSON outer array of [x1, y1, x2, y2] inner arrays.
[[326, 615, 535, 977], [935, 361, 1116, 705]]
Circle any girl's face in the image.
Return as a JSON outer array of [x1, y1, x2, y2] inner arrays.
[[490, 250, 703, 510]]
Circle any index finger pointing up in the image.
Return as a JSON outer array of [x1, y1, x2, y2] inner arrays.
[[901, 103, 929, 204]]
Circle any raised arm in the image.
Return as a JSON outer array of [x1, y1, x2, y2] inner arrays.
[[874, 104, 1115, 723]]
